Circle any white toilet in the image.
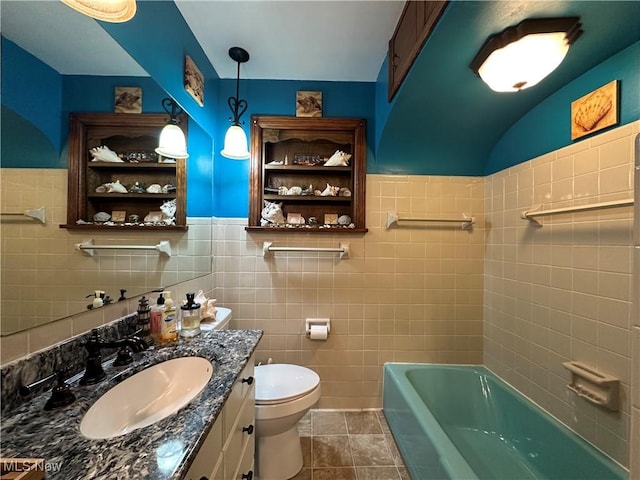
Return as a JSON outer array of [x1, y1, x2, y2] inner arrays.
[[254, 363, 321, 480]]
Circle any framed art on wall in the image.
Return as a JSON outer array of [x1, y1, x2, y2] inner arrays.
[[184, 55, 205, 107], [571, 80, 618, 140], [114, 87, 141, 113], [296, 91, 322, 117]]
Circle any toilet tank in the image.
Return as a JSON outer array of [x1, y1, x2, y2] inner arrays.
[[212, 307, 232, 330]]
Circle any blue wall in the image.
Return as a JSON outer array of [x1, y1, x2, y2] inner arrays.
[[486, 41, 640, 174]]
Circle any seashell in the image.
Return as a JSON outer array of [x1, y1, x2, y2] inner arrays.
[[574, 89, 613, 132], [106, 180, 128, 193], [144, 211, 162, 223], [95, 184, 107, 193], [308, 216, 318, 226], [162, 184, 176, 194], [146, 184, 162, 194], [338, 215, 351, 225], [90, 145, 123, 163], [278, 186, 289, 195], [93, 211, 111, 222], [324, 150, 351, 167], [313, 190, 322, 196], [286, 186, 302, 196], [320, 183, 339, 196], [130, 181, 146, 193], [339, 187, 351, 197]]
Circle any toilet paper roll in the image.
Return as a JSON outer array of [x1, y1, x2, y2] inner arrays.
[[309, 325, 328, 340]]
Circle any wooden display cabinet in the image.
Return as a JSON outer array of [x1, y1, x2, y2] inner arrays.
[[61, 113, 187, 231], [247, 115, 367, 233]]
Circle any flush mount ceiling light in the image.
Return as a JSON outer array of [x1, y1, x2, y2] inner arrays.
[[470, 17, 582, 93], [221, 47, 251, 160], [61, 0, 137, 23], [156, 98, 189, 159]]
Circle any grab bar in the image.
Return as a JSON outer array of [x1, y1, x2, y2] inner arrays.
[[263, 241, 350, 259], [75, 239, 172, 257], [0, 206, 46, 223], [522, 198, 633, 226], [387, 211, 475, 230]]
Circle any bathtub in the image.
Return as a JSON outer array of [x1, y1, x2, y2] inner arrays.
[[383, 364, 627, 480]]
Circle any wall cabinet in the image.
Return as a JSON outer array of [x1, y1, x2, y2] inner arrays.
[[388, 1, 449, 101], [185, 354, 255, 480], [247, 115, 367, 233], [62, 113, 187, 231]]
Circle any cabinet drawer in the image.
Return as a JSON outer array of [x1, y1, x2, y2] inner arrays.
[[232, 432, 256, 480], [184, 415, 224, 480], [224, 392, 255, 473], [223, 357, 255, 438]]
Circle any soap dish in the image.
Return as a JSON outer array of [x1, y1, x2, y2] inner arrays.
[[562, 361, 620, 411]]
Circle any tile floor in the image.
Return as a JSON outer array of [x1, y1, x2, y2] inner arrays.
[[291, 409, 410, 480]]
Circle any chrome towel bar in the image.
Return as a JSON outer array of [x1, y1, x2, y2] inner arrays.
[[75, 239, 172, 257], [263, 241, 350, 259]]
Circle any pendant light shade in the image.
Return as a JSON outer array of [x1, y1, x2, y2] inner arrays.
[[156, 98, 189, 159], [61, 0, 136, 23], [470, 18, 582, 93], [221, 125, 250, 160], [221, 47, 250, 160]]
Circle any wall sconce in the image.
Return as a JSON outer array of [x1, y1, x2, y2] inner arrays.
[[61, 0, 136, 22], [221, 47, 251, 160], [470, 17, 582, 93], [156, 98, 189, 159]]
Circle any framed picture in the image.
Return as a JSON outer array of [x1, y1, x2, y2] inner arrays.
[[324, 213, 338, 225], [114, 87, 141, 113], [184, 55, 204, 106], [571, 80, 618, 140], [287, 213, 304, 225], [296, 91, 322, 117], [111, 210, 126, 222]]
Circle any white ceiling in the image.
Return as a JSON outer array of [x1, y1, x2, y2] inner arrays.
[[2, 0, 405, 81]]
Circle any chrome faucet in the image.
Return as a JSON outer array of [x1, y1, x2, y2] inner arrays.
[[80, 329, 149, 385]]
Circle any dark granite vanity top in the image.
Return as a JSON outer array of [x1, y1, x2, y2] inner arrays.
[[0, 329, 262, 479]]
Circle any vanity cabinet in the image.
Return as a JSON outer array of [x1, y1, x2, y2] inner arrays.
[[388, 0, 449, 101], [185, 354, 255, 480], [62, 113, 188, 230], [247, 115, 367, 233]]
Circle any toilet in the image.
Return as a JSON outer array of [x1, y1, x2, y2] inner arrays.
[[254, 363, 321, 480]]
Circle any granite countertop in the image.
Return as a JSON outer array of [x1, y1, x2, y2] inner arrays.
[[0, 329, 263, 479]]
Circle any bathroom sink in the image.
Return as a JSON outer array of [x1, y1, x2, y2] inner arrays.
[[80, 357, 213, 439]]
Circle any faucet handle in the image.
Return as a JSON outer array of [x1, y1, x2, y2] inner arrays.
[[44, 369, 76, 410]]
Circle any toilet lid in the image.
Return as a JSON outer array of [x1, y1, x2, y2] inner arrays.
[[255, 364, 320, 404]]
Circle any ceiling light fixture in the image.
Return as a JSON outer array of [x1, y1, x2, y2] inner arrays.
[[221, 47, 250, 160], [156, 98, 189, 159], [470, 17, 582, 93], [61, 0, 137, 23]]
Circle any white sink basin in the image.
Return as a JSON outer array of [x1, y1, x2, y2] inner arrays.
[[80, 357, 213, 439]]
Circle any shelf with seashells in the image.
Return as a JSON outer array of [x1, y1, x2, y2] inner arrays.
[[61, 112, 187, 230], [247, 115, 367, 233]]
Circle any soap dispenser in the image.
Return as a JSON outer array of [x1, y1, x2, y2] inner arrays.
[[160, 291, 178, 343], [136, 296, 151, 340], [150, 292, 165, 343], [179, 292, 201, 338], [86, 290, 105, 309]]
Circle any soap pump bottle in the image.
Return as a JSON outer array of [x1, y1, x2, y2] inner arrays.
[[136, 296, 151, 340], [86, 290, 104, 309], [160, 291, 178, 343], [150, 292, 165, 343], [179, 292, 201, 338]]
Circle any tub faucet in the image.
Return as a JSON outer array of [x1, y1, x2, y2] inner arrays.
[[80, 329, 149, 385]]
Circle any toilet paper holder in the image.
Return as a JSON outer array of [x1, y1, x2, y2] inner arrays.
[[305, 318, 330, 336]]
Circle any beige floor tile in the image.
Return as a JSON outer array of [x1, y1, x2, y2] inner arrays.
[[345, 411, 383, 434], [356, 466, 402, 480], [298, 411, 312, 436], [350, 434, 395, 466], [301, 436, 311, 467], [312, 410, 347, 435], [312, 435, 353, 467], [312, 467, 357, 480]]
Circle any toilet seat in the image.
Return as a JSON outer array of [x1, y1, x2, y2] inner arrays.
[[255, 364, 320, 405]]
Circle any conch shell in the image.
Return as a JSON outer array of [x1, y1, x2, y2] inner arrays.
[[90, 145, 123, 163], [324, 150, 351, 167]]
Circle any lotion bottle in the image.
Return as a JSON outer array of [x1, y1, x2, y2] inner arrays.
[[150, 292, 165, 343], [160, 291, 178, 343]]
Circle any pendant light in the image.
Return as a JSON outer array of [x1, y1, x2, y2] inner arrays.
[[61, 0, 136, 23], [156, 98, 189, 159], [470, 17, 582, 93], [221, 47, 250, 160]]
